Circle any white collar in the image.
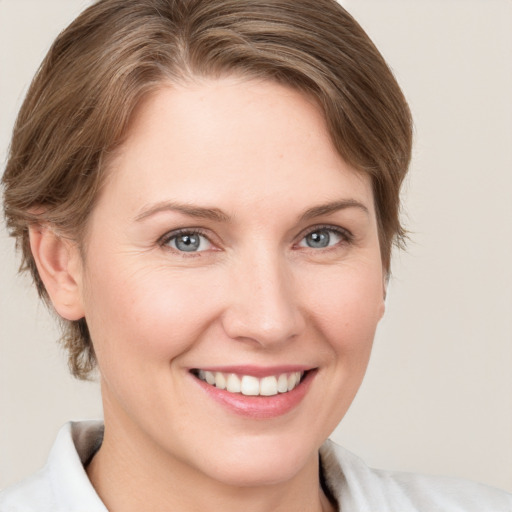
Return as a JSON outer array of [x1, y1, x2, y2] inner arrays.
[[2, 421, 510, 511]]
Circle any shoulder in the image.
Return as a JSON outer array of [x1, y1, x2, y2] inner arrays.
[[0, 421, 106, 512], [320, 439, 512, 512]]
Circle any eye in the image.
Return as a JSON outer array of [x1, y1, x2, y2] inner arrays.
[[298, 227, 350, 249], [161, 230, 212, 253]]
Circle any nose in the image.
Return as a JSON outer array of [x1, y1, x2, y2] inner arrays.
[[221, 249, 305, 347]]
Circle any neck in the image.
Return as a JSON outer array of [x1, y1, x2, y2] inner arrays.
[[86, 412, 335, 512]]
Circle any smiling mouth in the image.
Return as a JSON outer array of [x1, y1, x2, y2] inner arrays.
[[191, 369, 307, 397]]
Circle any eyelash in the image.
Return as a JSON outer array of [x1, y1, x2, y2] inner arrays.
[[297, 224, 354, 249], [158, 225, 354, 255], [158, 228, 213, 255]]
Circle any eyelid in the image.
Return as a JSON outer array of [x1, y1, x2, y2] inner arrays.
[[157, 224, 353, 253], [158, 227, 215, 251], [295, 224, 354, 247]]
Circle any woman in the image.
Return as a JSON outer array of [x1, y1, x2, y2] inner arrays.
[[1, 0, 511, 510]]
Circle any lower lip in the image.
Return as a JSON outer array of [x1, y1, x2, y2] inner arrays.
[[193, 371, 316, 419]]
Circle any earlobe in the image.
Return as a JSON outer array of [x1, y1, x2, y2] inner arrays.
[[29, 224, 85, 321], [379, 297, 386, 320], [380, 276, 388, 320]]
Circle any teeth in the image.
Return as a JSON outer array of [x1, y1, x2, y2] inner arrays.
[[226, 373, 241, 393], [260, 376, 278, 396], [287, 372, 298, 391], [277, 374, 288, 393], [241, 375, 260, 396], [197, 370, 304, 396], [215, 372, 226, 390]]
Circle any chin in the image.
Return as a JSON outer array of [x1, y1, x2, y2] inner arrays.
[[191, 432, 322, 488]]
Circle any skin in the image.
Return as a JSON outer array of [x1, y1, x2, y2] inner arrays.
[[31, 77, 386, 512]]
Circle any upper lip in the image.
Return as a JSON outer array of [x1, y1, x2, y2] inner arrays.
[[190, 365, 314, 378]]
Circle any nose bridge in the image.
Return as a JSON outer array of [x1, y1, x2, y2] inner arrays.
[[222, 243, 304, 346]]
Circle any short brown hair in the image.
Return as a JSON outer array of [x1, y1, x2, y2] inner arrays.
[[2, 0, 412, 379]]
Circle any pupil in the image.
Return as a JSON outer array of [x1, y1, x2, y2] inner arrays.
[[307, 230, 329, 248], [176, 234, 200, 252]]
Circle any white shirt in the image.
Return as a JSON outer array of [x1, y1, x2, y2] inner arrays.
[[1, 421, 511, 511]]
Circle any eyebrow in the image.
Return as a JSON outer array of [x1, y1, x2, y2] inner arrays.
[[135, 201, 230, 223], [299, 199, 369, 221], [134, 198, 369, 223]]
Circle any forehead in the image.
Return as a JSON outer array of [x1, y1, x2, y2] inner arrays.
[[98, 78, 374, 220]]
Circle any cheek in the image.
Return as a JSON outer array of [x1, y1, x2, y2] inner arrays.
[[82, 259, 222, 365], [301, 261, 384, 355]]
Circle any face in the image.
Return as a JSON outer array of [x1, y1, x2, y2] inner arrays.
[[74, 78, 385, 487]]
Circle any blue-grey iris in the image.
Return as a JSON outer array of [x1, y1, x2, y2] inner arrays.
[[175, 234, 201, 252], [305, 230, 330, 248]]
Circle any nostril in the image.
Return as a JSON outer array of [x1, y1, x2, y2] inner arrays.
[[220, 304, 305, 347]]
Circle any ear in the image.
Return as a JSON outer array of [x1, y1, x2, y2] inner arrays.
[[378, 296, 386, 321], [29, 224, 85, 321], [379, 273, 388, 320]]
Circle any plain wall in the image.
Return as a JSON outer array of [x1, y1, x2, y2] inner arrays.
[[1, 0, 511, 492]]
